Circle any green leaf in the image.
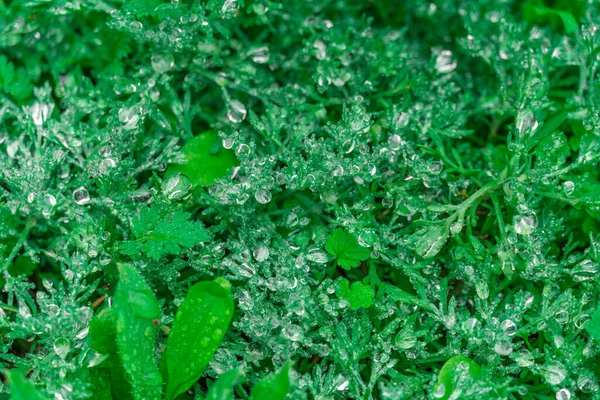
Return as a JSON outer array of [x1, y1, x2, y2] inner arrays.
[[167, 131, 239, 187], [205, 369, 244, 400], [164, 278, 234, 400], [90, 307, 117, 355], [436, 356, 482, 400], [114, 264, 163, 400], [523, 2, 579, 34], [6, 369, 46, 400], [325, 229, 370, 270], [335, 279, 374, 310], [120, 205, 210, 260], [250, 363, 292, 400], [586, 305, 600, 342]]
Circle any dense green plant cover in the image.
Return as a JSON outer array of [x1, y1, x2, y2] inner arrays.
[[1, 0, 600, 399]]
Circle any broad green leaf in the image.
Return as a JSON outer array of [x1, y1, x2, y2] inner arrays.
[[90, 307, 117, 355], [436, 356, 482, 400], [205, 369, 244, 400], [89, 307, 134, 400], [586, 305, 600, 342], [325, 229, 370, 270], [250, 363, 292, 400], [88, 369, 113, 400], [120, 205, 210, 260], [6, 369, 46, 400], [114, 264, 162, 400], [164, 278, 234, 400], [167, 131, 239, 187], [335, 279, 374, 310]]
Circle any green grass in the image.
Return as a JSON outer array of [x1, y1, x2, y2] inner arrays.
[[1, 0, 600, 399]]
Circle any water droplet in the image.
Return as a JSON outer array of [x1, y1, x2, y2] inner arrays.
[[227, 100, 247, 123], [222, 138, 234, 149], [450, 220, 463, 235], [514, 213, 538, 235], [99, 146, 111, 157], [221, 0, 237, 14], [335, 377, 349, 391], [118, 106, 140, 130], [99, 158, 116, 174], [162, 173, 192, 200], [556, 388, 571, 400], [313, 40, 327, 60], [73, 187, 90, 205], [516, 110, 538, 136], [151, 53, 174, 74], [475, 281, 489, 300], [253, 246, 270, 262], [433, 383, 446, 398], [494, 340, 513, 356], [514, 349, 534, 367], [282, 324, 304, 341], [501, 319, 517, 336], [248, 46, 270, 64], [435, 50, 457, 73], [254, 188, 272, 204], [129, 21, 143, 33], [53, 337, 70, 359], [555, 310, 569, 324], [388, 134, 403, 151], [542, 361, 567, 385], [238, 263, 255, 278], [29, 102, 53, 126], [306, 248, 329, 264], [563, 181, 574, 196]]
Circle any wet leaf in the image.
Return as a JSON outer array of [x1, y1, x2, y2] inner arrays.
[[436, 356, 482, 400], [114, 264, 162, 400], [167, 131, 239, 187], [325, 229, 370, 270], [205, 369, 244, 400], [250, 363, 292, 400], [6, 369, 46, 400], [335, 279, 374, 310], [164, 278, 234, 400]]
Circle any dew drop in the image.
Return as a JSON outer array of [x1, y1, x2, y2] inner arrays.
[[162, 173, 192, 200], [501, 319, 517, 336], [494, 340, 513, 356], [556, 389, 571, 400], [514, 349, 534, 367], [435, 50, 457, 73], [248, 46, 270, 64], [129, 21, 143, 33], [254, 188, 272, 204], [73, 187, 90, 205], [542, 361, 567, 385], [227, 100, 247, 123], [516, 110, 538, 135], [562, 181, 574, 196], [253, 246, 270, 262], [282, 324, 304, 341], [514, 213, 538, 235], [306, 248, 329, 264], [151, 54, 174, 74], [53, 337, 70, 359]]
